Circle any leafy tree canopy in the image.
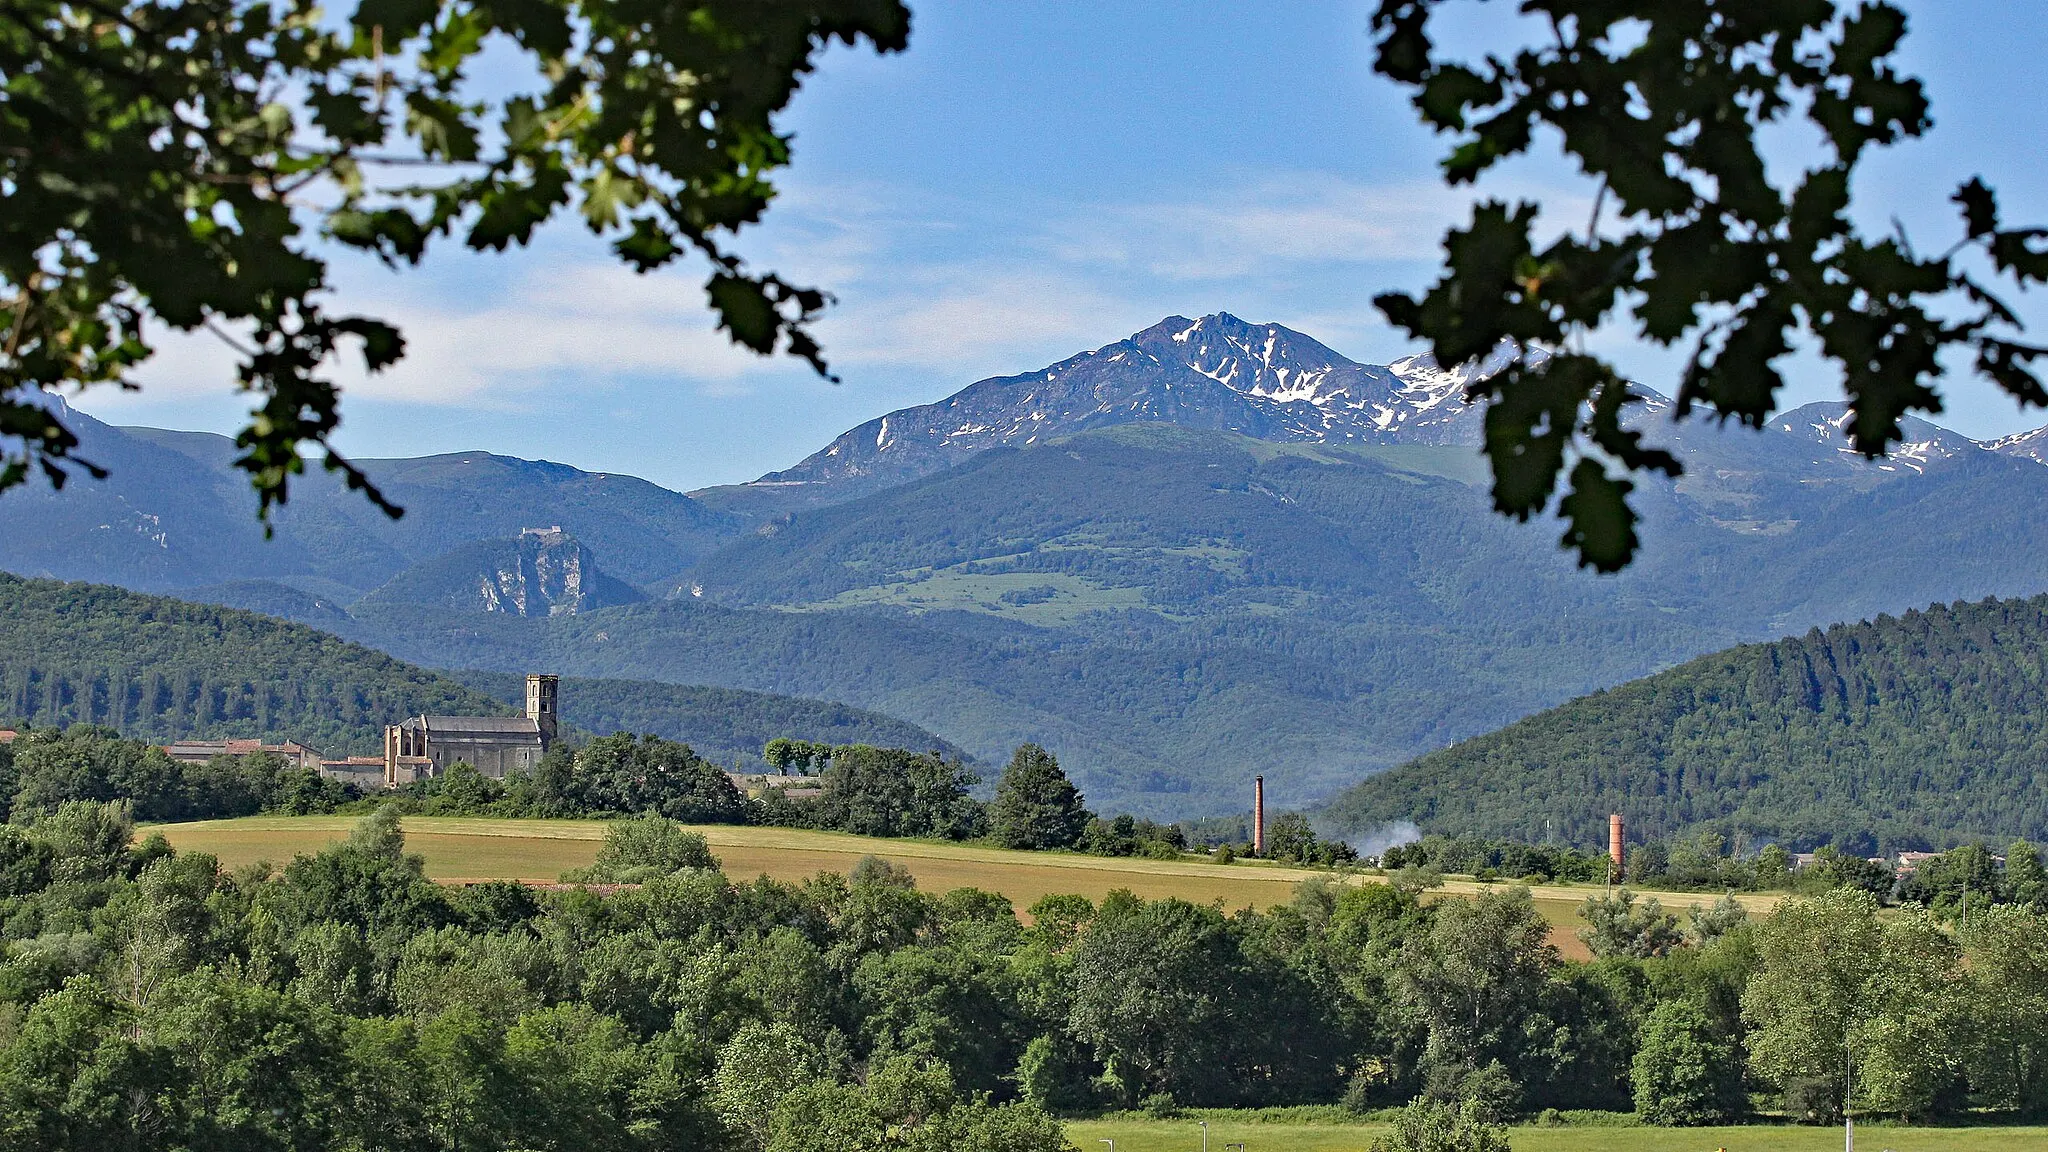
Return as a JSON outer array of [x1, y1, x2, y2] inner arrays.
[[1372, 1, 2048, 569], [1, 0, 909, 515]]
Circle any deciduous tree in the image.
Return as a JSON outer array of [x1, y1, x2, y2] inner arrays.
[[1371, 1, 2048, 569], [1, 0, 910, 515]]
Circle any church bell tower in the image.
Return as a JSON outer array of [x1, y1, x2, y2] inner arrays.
[[525, 674, 559, 750]]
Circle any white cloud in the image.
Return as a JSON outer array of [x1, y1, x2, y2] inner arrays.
[[1049, 175, 1471, 280], [103, 169, 1594, 427]]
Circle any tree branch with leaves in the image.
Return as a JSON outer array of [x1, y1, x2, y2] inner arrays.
[[0, 0, 909, 519], [1371, 0, 2048, 570]]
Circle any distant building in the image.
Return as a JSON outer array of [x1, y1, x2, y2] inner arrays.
[[1893, 850, 1941, 876], [162, 739, 324, 771], [319, 757, 391, 792], [384, 674, 559, 785], [728, 771, 823, 801], [0, 730, 16, 746]]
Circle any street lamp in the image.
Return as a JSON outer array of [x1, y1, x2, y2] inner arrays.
[[1199, 1120, 1208, 1152]]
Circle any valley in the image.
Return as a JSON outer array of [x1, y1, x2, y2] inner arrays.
[[11, 314, 2048, 819]]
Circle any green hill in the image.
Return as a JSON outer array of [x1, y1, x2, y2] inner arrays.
[[1320, 594, 2048, 853], [0, 574, 962, 766], [446, 671, 974, 769], [343, 424, 2048, 818], [0, 573, 503, 753]]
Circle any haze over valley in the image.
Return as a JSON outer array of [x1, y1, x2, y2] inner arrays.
[[12, 314, 2048, 816]]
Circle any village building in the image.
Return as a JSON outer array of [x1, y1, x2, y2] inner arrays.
[[0, 729, 16, 745], [383, 674, 560, 785], [162, 738, 325, 771], [319, 757, 391, 792]]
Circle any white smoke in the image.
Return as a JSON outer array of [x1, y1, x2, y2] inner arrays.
[[1349, 821, 1422, 863]]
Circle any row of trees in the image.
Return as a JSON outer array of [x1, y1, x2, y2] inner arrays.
[[1384, 830, 2048, 909], [0, 725, 349, 822], [3, 799, 2046, 1152]]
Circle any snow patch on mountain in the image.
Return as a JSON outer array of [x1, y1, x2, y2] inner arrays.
[[1769, 402, 1979, 474]]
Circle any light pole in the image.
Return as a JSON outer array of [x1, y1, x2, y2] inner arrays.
[[1199, 1120, 1208, 1152]]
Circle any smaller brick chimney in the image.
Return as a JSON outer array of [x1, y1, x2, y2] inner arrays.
[[1253, 775, 1266, 856], [1609, 813, 1625, 878]]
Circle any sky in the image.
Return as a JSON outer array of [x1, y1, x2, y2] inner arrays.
[[73, 1, 2048, 493]]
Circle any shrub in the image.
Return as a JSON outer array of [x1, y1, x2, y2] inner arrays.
[[1367, 1098, 1512, 1152], [1632, 1001, 1743, 1125]]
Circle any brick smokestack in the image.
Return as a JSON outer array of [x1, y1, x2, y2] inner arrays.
[[1254, 775, 1266, 856], [1609, 813, 1625, 878]]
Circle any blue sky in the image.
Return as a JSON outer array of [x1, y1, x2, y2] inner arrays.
[[78, 1, 2048, 493]]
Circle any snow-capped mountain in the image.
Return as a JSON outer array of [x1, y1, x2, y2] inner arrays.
[[1768, 402, 1982, 475], [752, 313, 1506, 494], [1989, 425, 2048, 466], [730, 312, 2048, 502]]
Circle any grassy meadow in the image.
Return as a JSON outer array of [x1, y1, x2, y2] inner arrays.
[[1066, 1114, 2048, 1152], [147, 815, 1777, 954]]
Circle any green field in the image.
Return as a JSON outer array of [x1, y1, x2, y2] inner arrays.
[[148, 815, 1777, 954], [1067, 1115, 2048, 1152]]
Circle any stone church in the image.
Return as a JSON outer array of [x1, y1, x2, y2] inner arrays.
[[384, 674, 560, 785]]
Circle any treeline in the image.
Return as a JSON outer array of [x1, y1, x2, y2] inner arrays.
[[0, 574, 514, 753], [1327, 594, 2048, 853], [398, 737, 1352, 865], [450, 672, 969, 771], [1380, 831, 2048, 907], [5, 802, 2048, 1152], [0, 726, 349, 822], [0, 575, 964, 769]]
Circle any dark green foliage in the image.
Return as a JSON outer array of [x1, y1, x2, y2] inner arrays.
[[1372, 0, 2048, 569], [1368, 1097, 1511, 1152], [1578, 892, 1684, 961], [573, 814, 720, 884], [816, 746, 982, 841], [0, 572, 957, 769], [1065, 895, 1341, 1106], [453, 673, 966, 772], [1076, 815, 1186, 860], [2, 0, 911, 517], [988, 745, 1089, 851], [1381, 836, 1608, 884], [0, 573, 508, 754], [8, 792, 2048, 1142], [1263, 811, 1358, 866], [8, 728, 345, 822], [1327, 595, 2048, 850], [567, 734, 749, 825], [1632, 1001, 1743, 1126]]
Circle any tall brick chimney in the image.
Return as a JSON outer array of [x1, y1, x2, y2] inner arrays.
[[1253, 775, 1266, 856], [1609, 812, 1625, 878]]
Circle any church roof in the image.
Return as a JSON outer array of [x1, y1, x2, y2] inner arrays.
[[418, 716, 541, 739]]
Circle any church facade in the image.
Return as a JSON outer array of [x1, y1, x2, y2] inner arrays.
[[384, 673, 560, 785]]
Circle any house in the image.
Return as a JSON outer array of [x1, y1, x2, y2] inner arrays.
[[1893, 851, 1941, 876], [727, 771, 824, 801], [161, 739, 325, 771], [317, 757, 392, 791], [383, 674, 559, 785], [0, 730, 16, 745]]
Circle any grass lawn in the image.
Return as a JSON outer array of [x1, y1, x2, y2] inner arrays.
[[145, 816, 1781, 950], [1066, 1115, 2048, 1151]]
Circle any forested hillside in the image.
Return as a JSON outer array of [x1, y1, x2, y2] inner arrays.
[[449, 671, 972, 768], [0, 574, 501, 753], [1322, 595, 2048, 852], [0, 575, 961, 763]]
